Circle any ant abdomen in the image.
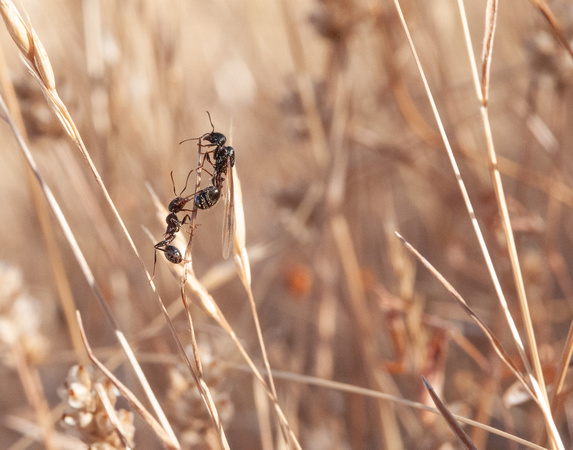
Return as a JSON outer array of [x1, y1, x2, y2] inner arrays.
[[194, 185, 221, 210], [163, 245, 183, 264]]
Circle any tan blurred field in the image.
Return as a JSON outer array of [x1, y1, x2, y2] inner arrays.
[[0, 0, 572, 448]]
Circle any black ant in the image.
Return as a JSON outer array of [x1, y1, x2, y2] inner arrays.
[[177, 111, 237, 259], [179, 111, 235, 178], [168, 170, 197, 214], [168, 169, 222, 212], [153, 168, 226, 275], [152, 171, 195, 276], [198, 112, 236, 259], [195, 111, 227, 148], [152, 211, 188, 276]]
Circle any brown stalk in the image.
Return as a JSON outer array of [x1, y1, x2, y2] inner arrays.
[[422, 375, 477, 450], [178, 139, 230, 450], [460, 0, 560, 445], [394, 0, 563, 446], [528, 0, 573, 60], [395, 233, 537, 401], [175, 128, 298, 447], [481, 0, 551, 405], [229, 166, 289, 442], [264, 369, 545, 450]]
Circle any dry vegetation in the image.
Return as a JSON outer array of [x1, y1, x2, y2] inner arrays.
[[0, 0, 572, 448]]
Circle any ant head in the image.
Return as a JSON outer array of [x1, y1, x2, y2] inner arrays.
[[168, 170, 194, 212], [203, 132, 226, 146], [168, 197, 182, 213], [202, 111, 226, 146], [179, 111, 227, 146]]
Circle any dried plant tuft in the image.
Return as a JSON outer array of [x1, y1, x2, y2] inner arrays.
[[59, 364, 135, 449]]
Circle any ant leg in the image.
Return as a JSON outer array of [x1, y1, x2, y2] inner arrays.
[[152, 243, 182, 279], [190, 152, 216, 177], [187, 148, 216, 173], [152, 245, 162, 279], [176, 213, 195, 236], [179, 213, 192, 227], [155, 236, 173, 250], [199, 166, 214, 178], [196, 149, 216, 172]]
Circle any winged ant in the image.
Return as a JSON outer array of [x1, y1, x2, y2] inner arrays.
[[191, 111, 236, 259]]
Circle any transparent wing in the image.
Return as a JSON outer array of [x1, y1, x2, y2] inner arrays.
[[221, 160, 235, 259]]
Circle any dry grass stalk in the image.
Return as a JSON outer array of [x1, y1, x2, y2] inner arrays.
[[458, 1, 547, 401], [476, 0, 551, 407], [93, 382, 134, 449], [0, 1, 180, 446], [173, 131, 296, 446], [183, 268, 301, 448], [398, 228, 563, 449], [0, 43, 83, 361], [394, 233, 536, 399], [230, 166, 282, 414], [0, 89, 180, 448], [394, 0, 563, 447], [2, 0, 572, 447], [75, 312, 177, 449], [266, 369, 545, 449], [175, 140, 231, 449], [462, 0, 559, 445]]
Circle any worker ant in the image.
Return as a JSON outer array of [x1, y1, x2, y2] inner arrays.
[[152, 171, 194, 276], [152, 167, 225, 275], [152, 211, 188, 276]]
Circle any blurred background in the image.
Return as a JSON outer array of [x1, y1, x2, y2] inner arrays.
[[1, 0, 573, 448]]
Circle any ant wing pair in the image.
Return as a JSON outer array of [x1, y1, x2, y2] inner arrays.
[[221, 158, 235, 259]]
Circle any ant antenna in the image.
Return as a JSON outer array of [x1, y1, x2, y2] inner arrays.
[[179, 136, 197, 145], [180, 170, 194, 196], [178, 111, 215, 145], [170, 170, 194, 197], [170, 171, 177, 196], [206, 110, 215, 133]]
